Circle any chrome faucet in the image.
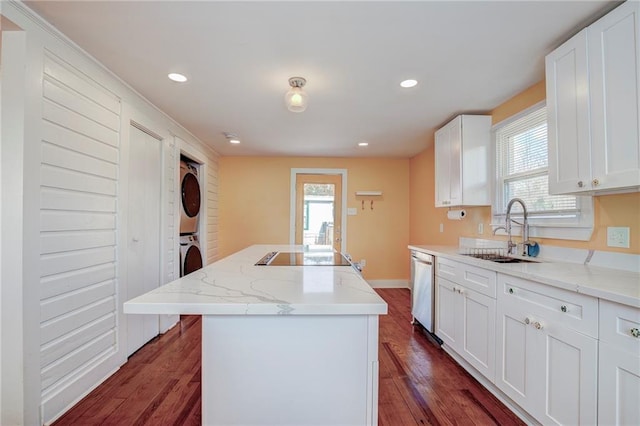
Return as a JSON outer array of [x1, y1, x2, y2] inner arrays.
[[505, 198, 530, 256]]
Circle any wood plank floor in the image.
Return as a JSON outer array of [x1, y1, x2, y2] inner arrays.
[[53, 289, 524, 425]]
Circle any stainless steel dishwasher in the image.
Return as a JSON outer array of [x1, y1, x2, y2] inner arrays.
[[411, 250, 440, 342]]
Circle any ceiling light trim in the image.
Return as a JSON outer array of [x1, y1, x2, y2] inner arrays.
[[400, 79, 418, 88], [168, 72, 188, 83]]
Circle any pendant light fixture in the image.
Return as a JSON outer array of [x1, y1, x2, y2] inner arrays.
[[285, 77, 308, 112]]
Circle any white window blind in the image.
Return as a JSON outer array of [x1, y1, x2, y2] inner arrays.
[[495, 105, 577, 217]]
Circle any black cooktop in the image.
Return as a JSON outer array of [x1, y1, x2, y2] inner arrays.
[[255, 251, 352, 266]]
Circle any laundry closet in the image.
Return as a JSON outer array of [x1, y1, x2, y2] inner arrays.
[[179, 156, 203, 276]]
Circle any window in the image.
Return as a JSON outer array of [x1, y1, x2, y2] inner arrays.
[[493, 102, 593, 240]]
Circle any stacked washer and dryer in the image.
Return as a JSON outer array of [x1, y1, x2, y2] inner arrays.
[[179, 158, 203, 276]]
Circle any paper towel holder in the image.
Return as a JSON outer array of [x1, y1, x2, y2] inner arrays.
[[355, 191, 382, 210], [447, 209, 466, 220]]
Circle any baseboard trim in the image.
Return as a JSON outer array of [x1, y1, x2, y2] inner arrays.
[[367, 279, 409, 289]]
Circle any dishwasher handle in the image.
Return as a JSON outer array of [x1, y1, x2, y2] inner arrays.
[[411, 251, 433, 264]]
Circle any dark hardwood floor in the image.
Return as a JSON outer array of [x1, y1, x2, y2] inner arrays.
[[53, 289, 523, 425]]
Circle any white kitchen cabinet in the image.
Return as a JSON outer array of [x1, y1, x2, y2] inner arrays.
[[434, 115, 492, 207], [598, 300, 640, 425], [436, 259, 496, 381], [436, 277, 458, 347], [546, 1, 640, 195], [495, 274, 598, 425]]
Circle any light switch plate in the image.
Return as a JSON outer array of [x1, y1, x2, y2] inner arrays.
[[607, 227, 630, 248], [477, 223, 484, 235], [347, 207, 357, 216], [439, 223, 444, 233]]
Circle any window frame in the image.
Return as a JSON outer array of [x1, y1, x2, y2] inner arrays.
[[491, 101, 594, 241]]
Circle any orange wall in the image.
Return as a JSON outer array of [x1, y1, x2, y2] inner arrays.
[[219, 157, 410, 280], [409, 81, 640, 254]]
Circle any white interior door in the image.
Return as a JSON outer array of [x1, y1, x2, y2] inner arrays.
[[127, 125, 162, 356]]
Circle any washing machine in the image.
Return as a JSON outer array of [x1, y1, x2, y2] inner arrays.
[[180, 234, 203, 276], [180, 160, 201, 235]]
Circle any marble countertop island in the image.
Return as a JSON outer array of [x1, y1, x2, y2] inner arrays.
[[124, 244, 387, 425], [124, 244, 388, 316]]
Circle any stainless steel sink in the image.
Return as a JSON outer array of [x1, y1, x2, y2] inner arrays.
[[461, 253, 538, 264], [487, 256, 537, 264]]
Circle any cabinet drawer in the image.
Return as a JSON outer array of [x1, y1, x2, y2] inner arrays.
[[599, 299, 640, 354], [498, 274, 598, 338], [436, 258, 496, 298]]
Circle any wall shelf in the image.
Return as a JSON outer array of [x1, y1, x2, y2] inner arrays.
[[355, 191, 382, 196], [355, 191, 383, 210]]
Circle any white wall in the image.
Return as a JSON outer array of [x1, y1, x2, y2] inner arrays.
[[0, 1, 220, 423], [1, 27, 27, 426]]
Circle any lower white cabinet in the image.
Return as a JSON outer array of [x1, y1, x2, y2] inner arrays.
[[436, 276, 496, 382], [598, 300, 640, 425], [495, 275, 598, 425], [430, 253, 638, 426]]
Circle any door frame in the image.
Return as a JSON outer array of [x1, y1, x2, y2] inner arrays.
[[289, 168, 348, 252]]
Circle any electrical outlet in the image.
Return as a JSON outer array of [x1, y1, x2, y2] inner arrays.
[[478, 223, 484, 235], [607, 227, 630, 248], [347, 207, 357, 215], [439, 223, 444, 233]]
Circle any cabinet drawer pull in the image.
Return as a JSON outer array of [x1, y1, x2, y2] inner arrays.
[[592, 178, 600, 187], [577, 181, 584, 188], [631, 328, 640, 338], [508, 288, 514, 294], [561, 305, 567, 313], [524, 317, 531, 325], [533, 321, 543, 330]]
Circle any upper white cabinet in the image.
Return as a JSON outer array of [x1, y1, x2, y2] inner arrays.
[[434, 115, 492, 207], [546, 1, 640, 195]]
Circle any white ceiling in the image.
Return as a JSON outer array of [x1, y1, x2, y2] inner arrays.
[[25, 1, 615, 158]]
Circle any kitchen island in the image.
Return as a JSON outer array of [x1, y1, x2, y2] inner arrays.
[[124, 245, 388, 425]]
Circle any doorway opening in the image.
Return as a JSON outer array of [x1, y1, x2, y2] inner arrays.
[[290, 169, 347, 253]]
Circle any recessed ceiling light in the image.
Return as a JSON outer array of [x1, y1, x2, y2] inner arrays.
[[168, 73, 188, 83], [358, 142, 369, 147], [400, 79, 418, 88], [224, 132, 240, 144]]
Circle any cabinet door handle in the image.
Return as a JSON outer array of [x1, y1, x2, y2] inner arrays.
[[458, 288, 464, 295], [533, 321, 543, 330], [631, 328, 640, 338], [561, 305, 567, 313], [577, 181, 584, 188], [508, 288, 514, 294], [592, 178, 600, 187], [524, 317, 531, 325]]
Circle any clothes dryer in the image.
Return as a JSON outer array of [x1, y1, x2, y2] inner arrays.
[[180, 234, 203, 276], [180, 160, 201, 234]]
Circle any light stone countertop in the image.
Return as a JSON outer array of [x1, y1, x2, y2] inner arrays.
[[124, 245, 388, 316], [409, 245, 640, 308]]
